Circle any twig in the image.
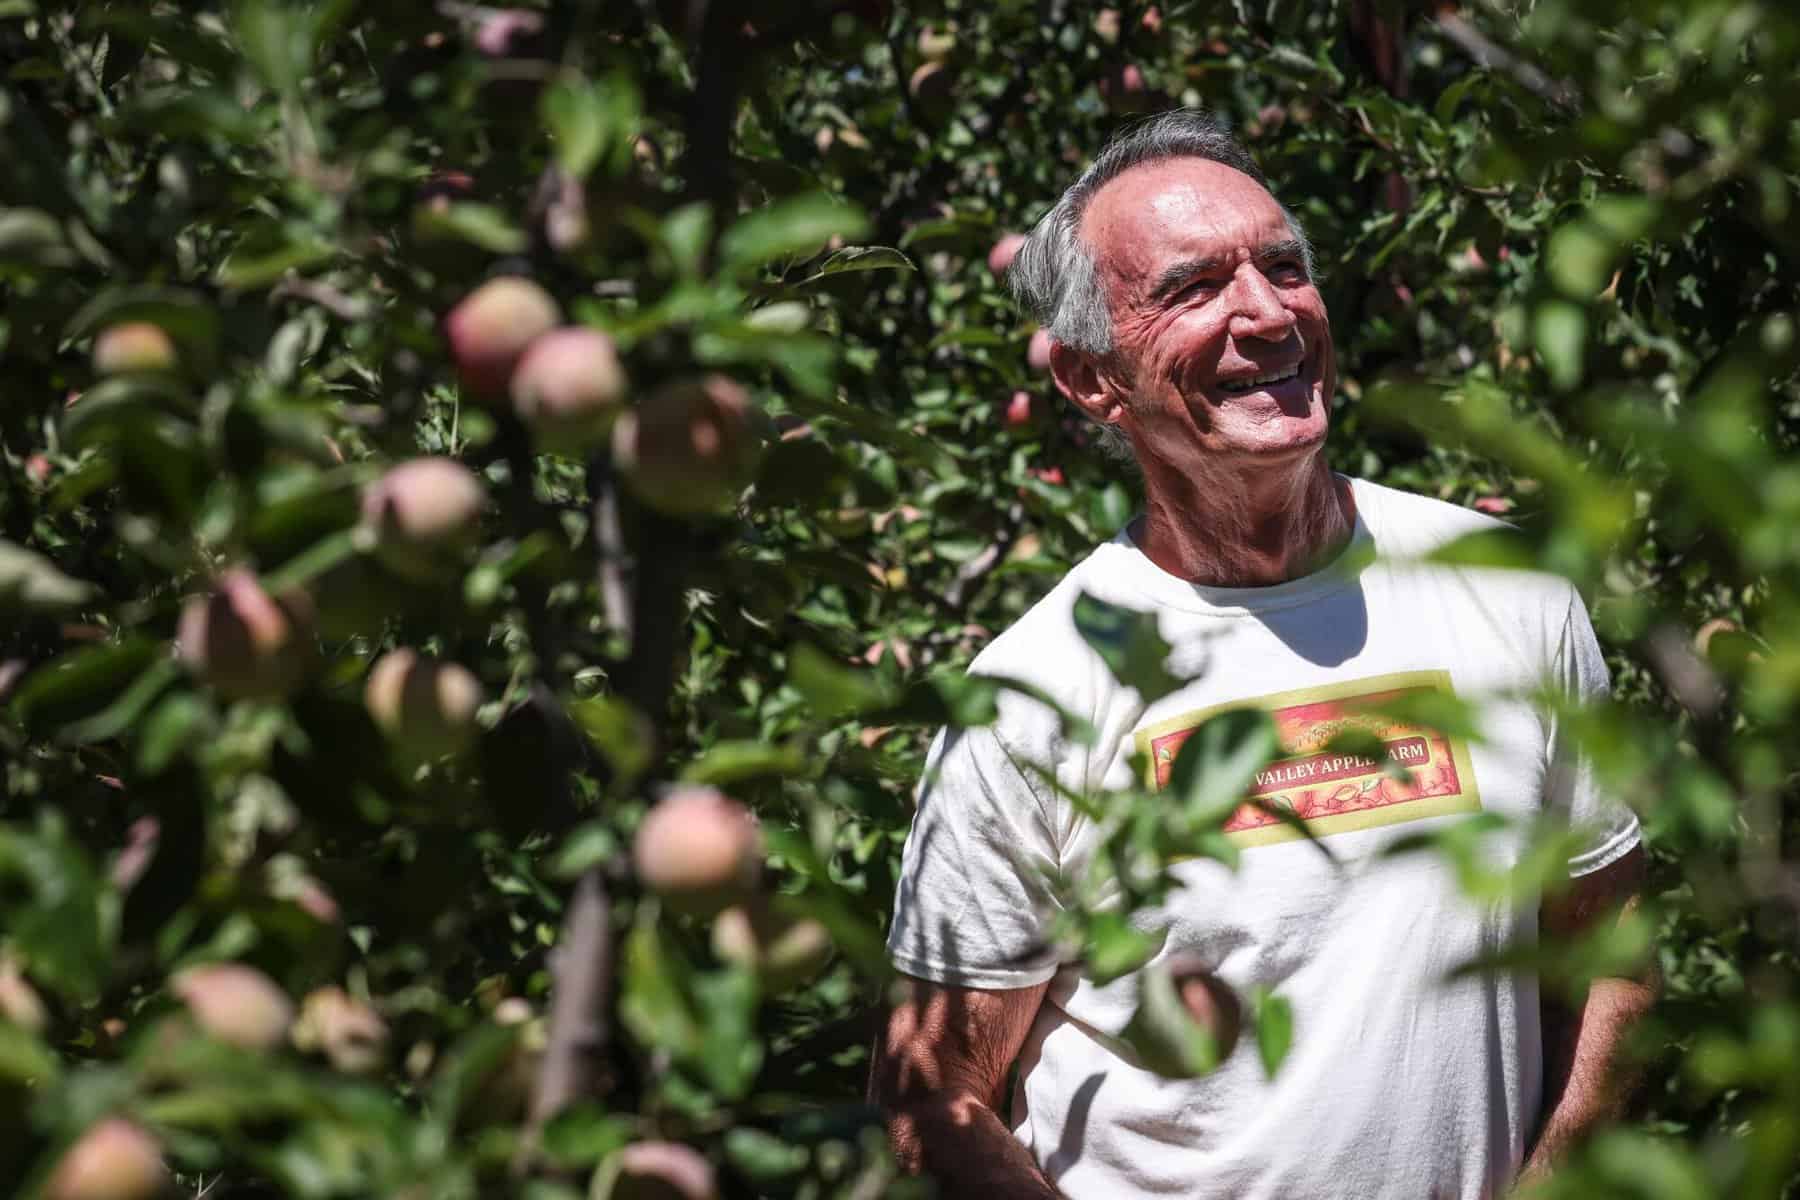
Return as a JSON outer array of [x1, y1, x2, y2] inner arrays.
[[517, 866, 613, 1157], [269, 275, 372, 321], [1432, 11, 1578, 110]]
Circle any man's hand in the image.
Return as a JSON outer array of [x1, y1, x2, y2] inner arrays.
[[1519, 843, 1656, 1187], [870, 974, 1062, 1199]]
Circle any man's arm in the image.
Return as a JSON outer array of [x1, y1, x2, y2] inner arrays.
[[870, 973, 1062, 1199], [1519, 843, 1656, 1184]]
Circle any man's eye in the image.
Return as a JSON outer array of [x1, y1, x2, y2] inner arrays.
[[1269, 261, 1305, 282], [1180, 279, 1221, 299]]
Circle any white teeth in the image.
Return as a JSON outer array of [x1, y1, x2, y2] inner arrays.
[[1221, 364, 1301, 393]]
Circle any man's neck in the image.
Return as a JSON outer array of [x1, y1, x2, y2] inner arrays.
[[1131, 455, 1354, 587]]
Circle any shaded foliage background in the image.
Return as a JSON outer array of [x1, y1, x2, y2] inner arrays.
[[0, 0, 1796, 1196]]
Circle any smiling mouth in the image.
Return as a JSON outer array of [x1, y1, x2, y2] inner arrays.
[[1218, 363, 1303, 394]]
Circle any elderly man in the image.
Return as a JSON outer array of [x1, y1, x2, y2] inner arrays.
[[871, 110, 1651, 1199]]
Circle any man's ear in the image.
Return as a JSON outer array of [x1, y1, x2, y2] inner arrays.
[[1049, 339, 1127, 427]]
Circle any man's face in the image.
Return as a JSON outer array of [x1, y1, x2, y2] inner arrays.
[[1078, 157, 1336, 473]]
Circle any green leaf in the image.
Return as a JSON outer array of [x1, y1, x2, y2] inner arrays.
[[566, 696, 654, 786], [1252, 988, 1294, 1078], [680, 740, 809, 785], [1070, 591, 1182, 702], [136, 691, 212, 776], [0, 540, 98, 613], [10, 637, 160, 734], [724, 1128, 809, 1183], [619, 912, 703, 1059], [787, 643, 898, 718], [792, 245, 914, 286], [0, 207, 75, 268], [1533, 299, 1587, 392], [1083, 912, 1167, 985], [540, 1103, 630, 1169], [215, 236, 337, 290], [412, 202, 529, 254], [721, 193, 870, 274], [1164, 708, 1280, 827]]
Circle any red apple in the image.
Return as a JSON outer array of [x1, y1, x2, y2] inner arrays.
[[91, 323, 177, 376], [593, 1141, 719, 1200], [1027, 328, 1054, 372], [443, 277, 562, 400], [360, 457, 486, 581], [510, 327, 629, 454], [171, 962, 294, 1051], [473, 8, 545, 57], [611, 374, 763, 517], [632, 787, 761, 917], [175, 570, 315, 701], [46, 1119, 167, 1200], [1004, 390, 1039, 429], [988, 233, 1026, 277], [1099, 63, 1152, 113], [364, 648, 484, 759], [1093, 8, 1122, 43]]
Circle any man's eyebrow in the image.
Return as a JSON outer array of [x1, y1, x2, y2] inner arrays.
[[1146, 239, 1311, 303]]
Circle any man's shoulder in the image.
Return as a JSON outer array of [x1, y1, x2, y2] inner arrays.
[[1354, 476, 1513, 559]]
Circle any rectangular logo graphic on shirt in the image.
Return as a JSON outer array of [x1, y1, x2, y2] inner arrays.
[[1134, 670, 1481, 849]]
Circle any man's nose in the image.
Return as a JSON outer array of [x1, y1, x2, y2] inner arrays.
[[1224, 264, 1296, 340]]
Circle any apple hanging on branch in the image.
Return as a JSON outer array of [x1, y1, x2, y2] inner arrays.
[[510, 326, 630, 455], [364, 648, 485, 760], [612, 374, 765, 518], [176, 570, 316, 702], [359, 456, 487, 582], [443, 275, 562, 401], [632, 786, 762, 917]]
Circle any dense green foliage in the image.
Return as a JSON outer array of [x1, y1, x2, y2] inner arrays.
[[0, 0, 1796, 1196]]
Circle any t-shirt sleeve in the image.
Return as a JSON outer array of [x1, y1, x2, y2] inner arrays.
[[1546, 586, 1642, 877], [885, 723, 1064, 989]]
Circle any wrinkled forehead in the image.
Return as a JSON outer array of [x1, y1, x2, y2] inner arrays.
[[1080, 157, 1292, 295]]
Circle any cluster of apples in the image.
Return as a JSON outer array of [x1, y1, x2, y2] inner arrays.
[[986, 232, 1057, 431], [443, 275, 762, 515], [173, 459, 488, 760], [41, 965, 385, 1200]]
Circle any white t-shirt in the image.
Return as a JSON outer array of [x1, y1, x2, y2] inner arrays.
[[886, 477, 1641, 1200]]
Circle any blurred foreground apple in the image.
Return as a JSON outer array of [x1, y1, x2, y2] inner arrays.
[[176, 570, 315, 701], [612, 375, 763, 517], [171, 962, 294, 1051], [360, 457, 486, 581], [443, 276, 561, 399], [988, 232, 1026, 277], [364, 649, 484, 759], [293, 986, 389, 1075], [91, 323, 177, 376], [1119, 955, 1241, 1077], [712, 899, 833, 991], [510, 327, 629, 453], [592, 1140, 719, 1200], [46, 1119, 166, 1200], [632, 787, 762, 916]]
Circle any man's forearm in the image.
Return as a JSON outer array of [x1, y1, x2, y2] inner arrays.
[[1521, 974, 1656, 1182], [889, 1091, 1063, 1200]]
